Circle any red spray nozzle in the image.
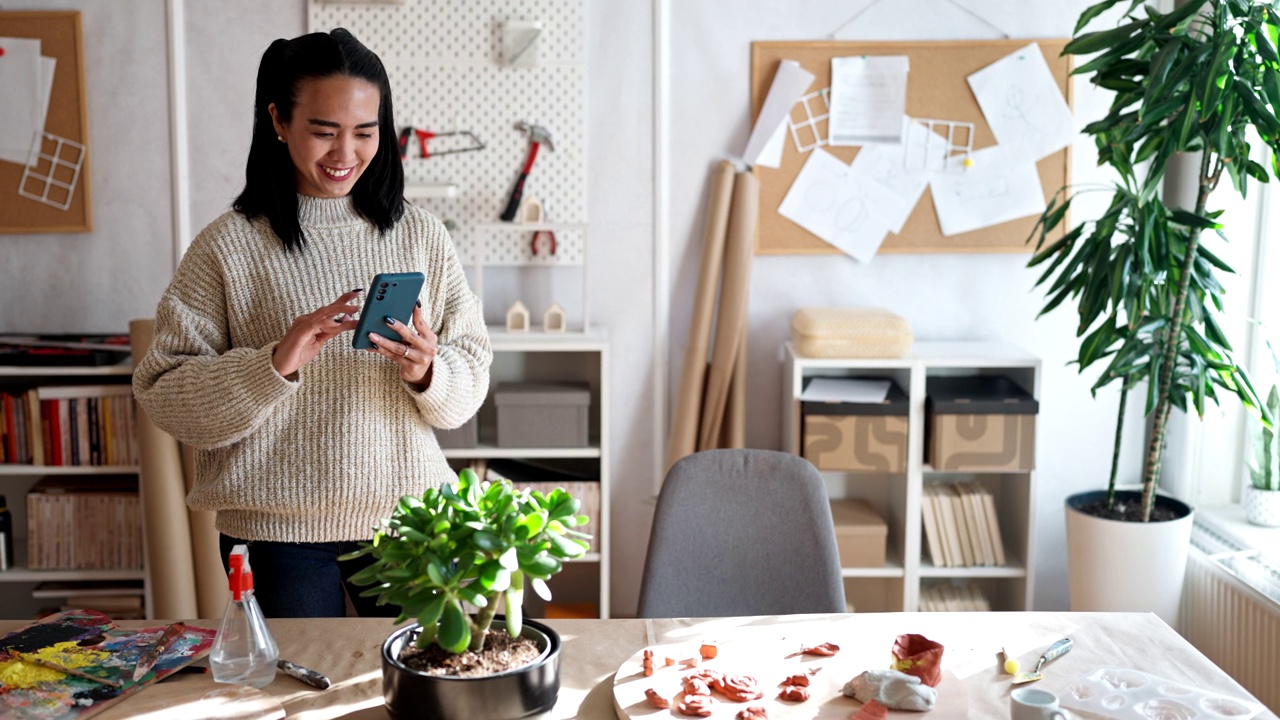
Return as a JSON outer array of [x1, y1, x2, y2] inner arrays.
[[228, 544, 254, 601]]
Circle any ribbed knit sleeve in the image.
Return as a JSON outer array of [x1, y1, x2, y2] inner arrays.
[[133, 227, 300, 450], [409, 235, 491, 429]]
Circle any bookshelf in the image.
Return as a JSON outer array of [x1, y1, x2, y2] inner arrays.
[[446, 330, 611, 618], [0, 361, 150, 620], [782, 341, 1039, 612]]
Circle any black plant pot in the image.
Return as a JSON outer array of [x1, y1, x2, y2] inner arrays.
[[382, 616, 561, 720]]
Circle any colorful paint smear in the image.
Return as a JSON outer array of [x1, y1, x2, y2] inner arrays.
[[0, 610, 216, 720]]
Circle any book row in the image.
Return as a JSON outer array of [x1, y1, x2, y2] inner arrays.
[[0, 385, 138, 466], [26, 476, 143, 570], [919, 582, 991, 612], [922, 481, 1007, 567]]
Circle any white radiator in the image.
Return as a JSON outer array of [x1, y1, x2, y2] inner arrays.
[[1179, 525, 1280, 712]]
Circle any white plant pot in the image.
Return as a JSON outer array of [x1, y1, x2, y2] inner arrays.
[[1244, 485, 1280, 527], [1064, 490, 1193, 627]]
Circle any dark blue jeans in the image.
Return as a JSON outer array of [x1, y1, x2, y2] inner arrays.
[[218, 534, 400, 618]]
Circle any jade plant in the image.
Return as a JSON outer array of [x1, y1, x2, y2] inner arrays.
[[1250, 386, 1280, 491], [1027, 0, 1278, 520], [344, 468, 590, 652]]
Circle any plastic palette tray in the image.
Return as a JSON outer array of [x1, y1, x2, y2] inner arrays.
[[1061, 666, 1264, 720]]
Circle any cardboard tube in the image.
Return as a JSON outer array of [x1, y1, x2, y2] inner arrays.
[[130, 318, 199, 619], [697, 171, 758, 451], [665, 160, 736, 473], [184, 443, 229, 617], [723, 321, 748, 449]]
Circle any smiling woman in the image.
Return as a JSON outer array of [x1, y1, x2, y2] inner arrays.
[[132, 28, 493, 619], [271, 75, 382, 199]]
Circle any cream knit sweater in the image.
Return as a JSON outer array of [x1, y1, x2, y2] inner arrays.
[[133, 196, 492, 543]]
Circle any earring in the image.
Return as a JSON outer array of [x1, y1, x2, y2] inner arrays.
[[277, 135, 285, 143]]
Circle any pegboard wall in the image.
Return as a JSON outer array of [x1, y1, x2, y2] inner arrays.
[[308, 0, 587, 269]]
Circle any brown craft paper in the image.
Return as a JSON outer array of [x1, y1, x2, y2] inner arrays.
[[130, 318, 199, 619], [665, 160, 736, 473], [891, 633, 945, 687], [697, 170, 758, 451], [723, 326, 747, 448]]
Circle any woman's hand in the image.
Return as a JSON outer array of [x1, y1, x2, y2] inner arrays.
[[366, 302, 438, 389], [272, 290, 363, 378]]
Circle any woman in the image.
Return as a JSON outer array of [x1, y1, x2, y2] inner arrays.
[[133, 29, 491, 618]]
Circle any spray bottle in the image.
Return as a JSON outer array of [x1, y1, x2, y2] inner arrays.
[[210, 544, 279, 688]]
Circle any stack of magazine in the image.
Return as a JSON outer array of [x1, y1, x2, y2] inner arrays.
[[921, 481, 1006, 567]]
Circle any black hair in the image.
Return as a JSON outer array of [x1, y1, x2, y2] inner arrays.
[[233, 28, 405, 252]]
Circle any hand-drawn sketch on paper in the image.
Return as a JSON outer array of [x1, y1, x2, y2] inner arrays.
[[967, 42, 1074, 161]]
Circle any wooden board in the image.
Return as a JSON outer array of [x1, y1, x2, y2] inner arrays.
[[0, 11, 93, 233], [750, 39, 1071, 255], [612, 629, 967, 720]]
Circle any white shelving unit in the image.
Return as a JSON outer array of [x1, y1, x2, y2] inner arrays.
[[0, 362, 150, 620], [447, 330, 610, 618], [782, 341, 1040, 612]]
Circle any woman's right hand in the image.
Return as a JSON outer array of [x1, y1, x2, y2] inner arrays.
[[272, 290, 363, 378]]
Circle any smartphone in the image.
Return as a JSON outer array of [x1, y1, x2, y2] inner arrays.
[[351, 272, 426, 350]]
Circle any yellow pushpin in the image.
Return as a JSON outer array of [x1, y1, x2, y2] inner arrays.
[[963, 156, 975, 168]]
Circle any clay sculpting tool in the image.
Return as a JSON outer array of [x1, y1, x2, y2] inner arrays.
[[1011, 637, 1072, 684], [13, 651, 123, 688], [132, 622, 186, 681], [277, 658, 331, 689]]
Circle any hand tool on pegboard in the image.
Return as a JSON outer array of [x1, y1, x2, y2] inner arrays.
[[500, 122, 554, 222], [398, 127, 485, 159]]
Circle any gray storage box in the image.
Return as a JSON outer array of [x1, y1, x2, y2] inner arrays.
[[495, 382, 591, 448], [434, 416, 478, 449]]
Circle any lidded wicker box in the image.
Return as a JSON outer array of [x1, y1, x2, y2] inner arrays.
[[791, 307, 912, 359]]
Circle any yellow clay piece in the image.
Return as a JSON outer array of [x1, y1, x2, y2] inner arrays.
[[1004, 657, 1021, 675]]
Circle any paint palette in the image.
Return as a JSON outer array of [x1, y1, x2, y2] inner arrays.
[[1061, 666, 1264, 720], [0, 609, 217, 720]]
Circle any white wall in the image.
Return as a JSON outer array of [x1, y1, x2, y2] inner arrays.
[[0, 0, 1151, 616]]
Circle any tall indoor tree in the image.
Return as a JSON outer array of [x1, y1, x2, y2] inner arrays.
[[1028, 0, 1277, 521]]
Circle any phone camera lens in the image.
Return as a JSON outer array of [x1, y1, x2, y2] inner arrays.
[[380, 282, 389, 288], [376, 295, 385, 301]]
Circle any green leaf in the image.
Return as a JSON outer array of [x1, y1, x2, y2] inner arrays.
[[459, 584, 489, 608], [1170, 209, 1222, 230], [498, 546, 519, 571], [426, 560, 448, 586], [1065, 20, 1144, 56], [1074, 0, 1126, 34], [438, 599, 471, 654], [472, 530, 503, 552], [504, 571, 525, 638], [418, 595, 446, 627], [479, 560, 512, 593], [530, 576, 552, 602]]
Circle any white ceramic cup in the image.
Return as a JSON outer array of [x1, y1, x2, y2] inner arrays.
[[1011, 686, 1068, 720]]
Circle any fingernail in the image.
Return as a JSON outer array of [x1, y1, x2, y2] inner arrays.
[[351, 287, 364, 293], [384, 316, 396, 325], [368, 333, 377, 341], [415, 300, 421, 308], [333, 316, 342, 323]]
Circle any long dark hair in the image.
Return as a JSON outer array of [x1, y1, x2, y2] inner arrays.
[[233, 28, 404, 252]]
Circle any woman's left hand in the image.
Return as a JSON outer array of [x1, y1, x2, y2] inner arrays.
[[366, 303, 438, 389]]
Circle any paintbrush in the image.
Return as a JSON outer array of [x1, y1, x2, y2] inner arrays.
[[12, 651, 123, 688]]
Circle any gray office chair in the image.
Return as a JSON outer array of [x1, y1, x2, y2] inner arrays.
[[637, 449, 847, 618]]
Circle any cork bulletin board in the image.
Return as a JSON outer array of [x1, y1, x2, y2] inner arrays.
[[750, 39, 1071, 255], [0, 11, 92, 234]]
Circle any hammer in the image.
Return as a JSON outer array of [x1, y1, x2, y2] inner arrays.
[[500, 121, 554, 222]]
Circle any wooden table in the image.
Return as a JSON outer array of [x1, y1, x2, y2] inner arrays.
[[5, 612, 1273, 719]]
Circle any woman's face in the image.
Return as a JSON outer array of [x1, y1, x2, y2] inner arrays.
[[270, 75, 382, 198]]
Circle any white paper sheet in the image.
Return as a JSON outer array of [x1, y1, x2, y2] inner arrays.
[[849, 118, 934, 233], [929, 144, 1046, 236], [829, 55, 909, 146], [755, 118, 788, 169], [0, 37, 44, 165], [800, 377, 891, 404], [33, 56, 56, 163], [743, 59, 814, 167], [967, 42, 1074, 161], [778, 148, 891, 263]]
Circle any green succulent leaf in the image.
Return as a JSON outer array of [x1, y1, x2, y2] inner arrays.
[[438, 599, 471, 654]]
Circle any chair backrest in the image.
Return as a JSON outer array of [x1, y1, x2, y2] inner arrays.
[[636, 449, 846, 618]]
